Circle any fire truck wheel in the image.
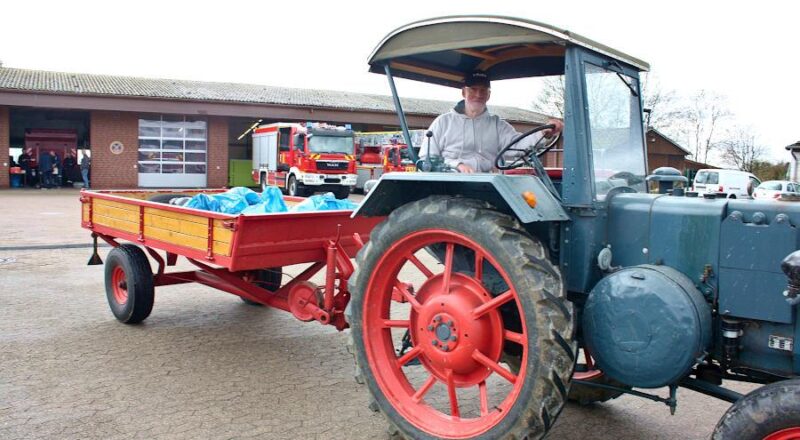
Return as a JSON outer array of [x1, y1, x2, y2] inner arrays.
[[104, 244, 154, 324], [712, 378, 800, 440], [241, 267, 282, 306], [260, 174, 269, 193], [349, 196, 576, 440], [333, 187, 351, 199], [288, 176, 306, 197]]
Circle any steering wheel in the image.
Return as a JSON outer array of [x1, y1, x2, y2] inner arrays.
[[494, 124, 560, 171]]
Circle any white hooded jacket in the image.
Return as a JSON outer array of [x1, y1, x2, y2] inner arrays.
[[419, 100, 544, 172]]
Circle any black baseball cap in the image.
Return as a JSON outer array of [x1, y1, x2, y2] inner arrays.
[[464, 70, 490, 88]]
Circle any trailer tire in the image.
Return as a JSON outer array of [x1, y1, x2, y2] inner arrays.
[[333, 186, 351, 200], [241, 267, 282, 306], [712, 378, 800, 440], [288, 175, 306, 197], [349, 196, 576, 440], [104, 244, 155, 324]]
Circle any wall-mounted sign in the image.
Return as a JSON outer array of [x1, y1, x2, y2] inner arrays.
[[110, 141, 124, 155]]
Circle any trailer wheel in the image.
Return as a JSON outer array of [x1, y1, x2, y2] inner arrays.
[[333, 186, 351, 200], [713, 378, 800, 440], [288, 176, 306, 197], [104, 244, 155, 324], [349, 196, 576, 440], [241, 267, 282, 306]]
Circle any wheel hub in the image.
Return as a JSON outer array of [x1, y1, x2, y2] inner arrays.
[[412, 272, 505, 386]]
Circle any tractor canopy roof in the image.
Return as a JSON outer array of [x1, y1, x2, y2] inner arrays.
[[368, 15, 649, 88]]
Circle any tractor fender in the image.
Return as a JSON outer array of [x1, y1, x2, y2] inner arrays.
[[351, 173, 569, 223]]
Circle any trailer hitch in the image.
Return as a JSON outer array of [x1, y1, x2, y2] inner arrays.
[[571, 380, 679, 414]]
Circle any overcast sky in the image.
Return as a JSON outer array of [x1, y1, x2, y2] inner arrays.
[[2, 0, 798, 162]]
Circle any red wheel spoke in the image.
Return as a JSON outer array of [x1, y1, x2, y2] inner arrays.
[[445, 369, 460, 418], [442, 243, 455, 295], [474, 251, 484, 282], [397, 346, 422, 367], [407, 252, 435, 279], [504, 329, 524, 345], [472, 290, 514, 319], [395, 280, 422, 310], [478, 381, 489, 416], [411, 374, 437, 403], [383, 319, 410, 328], [472, 349, 518, 383]]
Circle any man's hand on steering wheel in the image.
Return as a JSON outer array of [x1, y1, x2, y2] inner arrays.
[[494, 122, 561, 171]]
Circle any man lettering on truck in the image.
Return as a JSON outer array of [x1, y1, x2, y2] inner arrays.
[[420, 70, 564, 173]]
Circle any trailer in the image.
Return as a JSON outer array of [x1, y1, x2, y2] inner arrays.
[[80, 189, 383, 329]]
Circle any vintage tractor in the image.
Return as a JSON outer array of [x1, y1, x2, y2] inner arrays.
[[347, 16, 800, 439]]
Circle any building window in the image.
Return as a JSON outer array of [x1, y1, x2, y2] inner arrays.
[[138, 115, 207, 175]]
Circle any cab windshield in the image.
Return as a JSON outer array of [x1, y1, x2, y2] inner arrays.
[[308, 135, 354, 154], [585, 62, 647, 197]]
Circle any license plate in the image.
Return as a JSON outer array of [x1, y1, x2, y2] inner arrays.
[[768, 335, 793, 352]]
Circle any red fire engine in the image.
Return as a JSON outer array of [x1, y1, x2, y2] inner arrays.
[[354, 131, 419, 192], [251, 123, 357, 199]]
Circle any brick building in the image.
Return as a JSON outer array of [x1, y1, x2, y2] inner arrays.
[[0, 67, 548, 189]]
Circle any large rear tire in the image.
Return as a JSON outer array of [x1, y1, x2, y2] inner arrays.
[[712, 378, 800, 440], [567, 347, 628, 405], [349, 196, 576, 440], [104, 244, 155, 324]]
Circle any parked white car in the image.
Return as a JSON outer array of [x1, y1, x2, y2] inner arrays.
[[691, 169, 761, 198], [753, 180, 800, 200]]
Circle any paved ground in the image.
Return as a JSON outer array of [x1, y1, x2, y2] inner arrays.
[[0, 188, 755, 439]]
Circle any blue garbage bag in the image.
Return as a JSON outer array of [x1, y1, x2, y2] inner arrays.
[[241, 187, 289, 215], [228, 186, 262, 205], [185, 187, 258, 214], [185, 193, 221, 212], [261, 186, 288, 212], [290, 192, 358, 212]]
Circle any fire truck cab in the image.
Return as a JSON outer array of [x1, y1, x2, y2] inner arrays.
[[252, 122, 357, 199]]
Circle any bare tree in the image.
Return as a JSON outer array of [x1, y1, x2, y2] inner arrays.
[[687, 90, 731, 164], [641, 72, 682, 129], [720, 128, 767, 172], [530, 76, 565, 118]]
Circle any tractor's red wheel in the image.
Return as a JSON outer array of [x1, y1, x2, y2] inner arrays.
[[349, 196, 575, 440], [764, 428, 800, 440], [568, 347, 628, 405], [713, 378, 800, 440], [104, 244, 154, 324]]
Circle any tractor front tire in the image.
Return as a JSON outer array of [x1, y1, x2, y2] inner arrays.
[[104, 244, 155, 324], [349, 196, 576, 440], [713, 378, 800, 440]]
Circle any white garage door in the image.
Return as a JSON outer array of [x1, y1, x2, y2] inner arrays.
[[138, 115, 207, 188]]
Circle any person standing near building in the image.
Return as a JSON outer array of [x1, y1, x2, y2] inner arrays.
[[38, 149, 52, 189], [49, 150, 60, 188], [80, 150, 91, 189], [17, 149, 31, 186], [62, 152, 77, 186]]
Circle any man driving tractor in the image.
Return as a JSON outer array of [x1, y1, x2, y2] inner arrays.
[[420, 70, 564, 173]]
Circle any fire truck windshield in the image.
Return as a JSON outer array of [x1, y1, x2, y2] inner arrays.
[[307, 135, 354, 154]]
